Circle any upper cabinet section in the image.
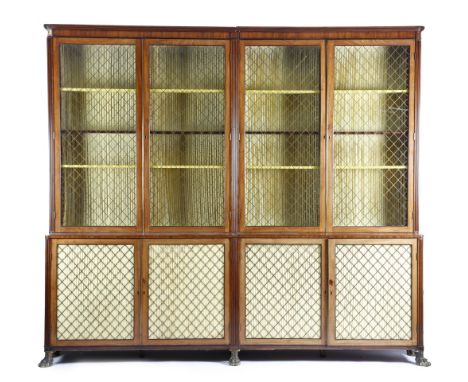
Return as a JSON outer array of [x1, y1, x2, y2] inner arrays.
[[239, 41, 325, 231], [144, 40, 230, 231], [48, 27, 421, 234], [54, 39, 142, 232], [327, 41, 415, 232]]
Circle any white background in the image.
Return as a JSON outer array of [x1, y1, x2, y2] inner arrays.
[[0, 0, 466, 380]]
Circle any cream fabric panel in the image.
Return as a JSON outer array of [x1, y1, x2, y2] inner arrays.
[[335, 244, 412, 340], [245, 244, 322, 339], [148, 244, 225, 339], [56, 244, 135, 340]]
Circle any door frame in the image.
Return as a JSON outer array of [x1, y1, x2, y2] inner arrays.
[[238, 39, 327, 233], [142, 39, 232, 233], [239, 238, 327, 345], [48, 238, 142, 347], [52, 38, 143, 233], [326, 39, 416, 233], [327, 238, 418, 346]]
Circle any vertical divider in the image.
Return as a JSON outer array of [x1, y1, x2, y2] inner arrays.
[[142, 41, 151, 231], [136, 40, 144, 231], [326, 41, 335, 232], [327, 239, 336, 344]]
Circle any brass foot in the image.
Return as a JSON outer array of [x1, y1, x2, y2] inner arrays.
[[415, 350, 431, 367], [229, 349, 240, 366], [38, 351, 55, 368]]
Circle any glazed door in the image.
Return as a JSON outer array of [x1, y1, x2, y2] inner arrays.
[[328, 239, 418, 346], [142, 239, 230, 345], [47, 239, 141, 346], [239, 239, 326, 345], [53, 39, 143, 232], [327, 40, 415, 232], [144, 40, 231, 232], [239, 41, 326, 232]]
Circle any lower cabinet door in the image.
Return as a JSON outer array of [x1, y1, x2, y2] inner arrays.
[[48, 239, 141, 346], [239, 239, 326, 345], [142, 239, 230, 345], [328, 239, 418, 346]]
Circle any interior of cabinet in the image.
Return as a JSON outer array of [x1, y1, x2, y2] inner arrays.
[[149, 45, 225, 227], [332, 45, 410, 227], [59, 44, 137, 227], [244, 46, 321, 227]]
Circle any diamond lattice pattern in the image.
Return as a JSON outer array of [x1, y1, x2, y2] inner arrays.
[[245, 244, 322, 339], [56, 244, 135, 340], [244, 46, 321, 226], [148, 244, 225, 339], [60, 44, 137, 227], [333, 45, 410, 227], [149, 46, 225, 226], [335, 244, 412, 340]]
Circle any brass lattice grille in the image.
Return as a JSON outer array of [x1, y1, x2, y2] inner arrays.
[[244, 46, 321, 227], [334, 244, 413, 340], [148, 244, 225, 339], [244, 244, 322, 339], [333, 45, 410, 227], [149, 45, 225, 227], [60, 44, 137, 227], [56, 244, 135, 340]]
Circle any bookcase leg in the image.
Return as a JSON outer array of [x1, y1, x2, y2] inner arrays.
[[38, 351, 55, 368], [415, 350, 431, 367], [229, 349, 240, 366]]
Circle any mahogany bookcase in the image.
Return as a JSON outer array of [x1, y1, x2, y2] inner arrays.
[[40, 25, 429, 367]]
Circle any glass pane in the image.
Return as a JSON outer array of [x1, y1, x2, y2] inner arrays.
[[149, 45, 225, 227], [244, 46, 321, 227], [333, 45, 410, 227], [60, 44, 137, 226]]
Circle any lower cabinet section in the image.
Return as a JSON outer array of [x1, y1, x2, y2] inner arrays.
[[45, 237, 420, 352], [328, 239, 418, 346], [49, 239, 141, 346]]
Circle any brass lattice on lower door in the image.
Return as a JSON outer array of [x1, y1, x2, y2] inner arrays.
[[148, 244, 225, 339], [244, 244, 322, 339], [56, 244, 135, 340], [334, 244, 413, 340]]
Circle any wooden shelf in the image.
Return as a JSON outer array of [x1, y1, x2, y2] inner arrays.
[[150, 88, 223, 94], [247, 165, 319, 170], [62, 164, 135, 169], [61, 130, 136, 134], [151, 130, 224, 135], [151, 165, 223, 169], [334, 131, 406, 135], [335, 89, 408, 94], [61, 88, 135, 92], [246, 131, 319, 135], [335, 166, 407, 170], [246, 89, 319, 94]]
